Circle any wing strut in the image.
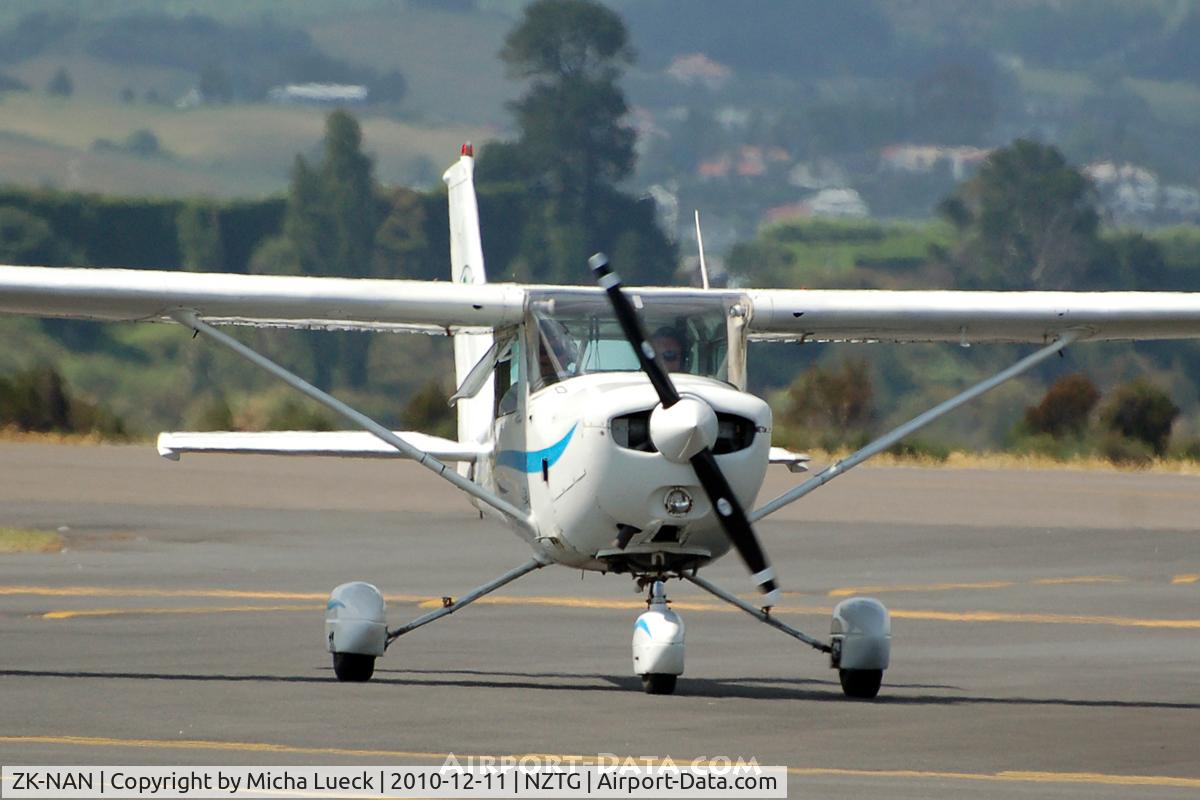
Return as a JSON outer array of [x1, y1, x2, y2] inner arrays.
[[751, 330, 1082, 522], [170, 309, 536, 539], [683, 571, 830, 653]]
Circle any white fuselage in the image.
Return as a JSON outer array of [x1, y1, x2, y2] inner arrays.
[[488, 372, 772, 573]]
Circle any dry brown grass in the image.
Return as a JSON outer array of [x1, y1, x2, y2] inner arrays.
[[0, 527, 65, 554], [803, 447, 1200, 475], [0, 427, 145, 445]]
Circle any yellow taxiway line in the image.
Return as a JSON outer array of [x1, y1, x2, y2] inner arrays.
[[0, 585, 427, 602], [19, 587, 1200, 629], [827, 580, 1015, 597], [1033, 575, 1129, 585], [0, 735, 1197, 790], [42, 604, 321, 620]]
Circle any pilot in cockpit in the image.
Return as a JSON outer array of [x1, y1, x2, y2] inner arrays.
[[650, 326, 686, 373]]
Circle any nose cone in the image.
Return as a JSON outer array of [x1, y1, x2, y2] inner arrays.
[[649, 396, 718, 463]]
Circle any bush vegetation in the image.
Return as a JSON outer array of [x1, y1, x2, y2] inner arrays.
[[0, 366, 126, 437]]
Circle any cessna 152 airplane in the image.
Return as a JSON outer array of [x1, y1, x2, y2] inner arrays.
[[4, 144, 1200, 699]]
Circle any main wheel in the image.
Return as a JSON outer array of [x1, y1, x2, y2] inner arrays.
[[332, 652, 376, 682], [839, 668, 882, 699], [642, 673, 677, 695]]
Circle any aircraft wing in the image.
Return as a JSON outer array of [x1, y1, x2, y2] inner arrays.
[[745, 289, 1200, 343], [0, 265, 526, 333], [7, 265, 1200, 344], [156, 430, 487, 462]]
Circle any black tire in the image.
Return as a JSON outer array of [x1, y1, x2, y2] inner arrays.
[[333, 652, 376, 682], [642, 673, 677, 695], [839, 668, 882, 699]]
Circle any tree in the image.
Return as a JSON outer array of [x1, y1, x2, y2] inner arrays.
[[1024, 373, 1099, 439], [199, 63, 233, 104], [1101, 379, 1178, 456], [250, 111, 380, 389], [320, 110, 378, 280], [402, 380, 455, 439], [46, 66, 73, 97], [280, 154, 330, 277], [319, 111, 379, 388], [0, 366, 125, 437], [501, 0, 632, 84], [496, 0, 649, 281], [177, 202, 224, 271], [782, 358, 874, 448], [373, 188, 435, 279], [124, 129, 161, 157], [946, 140, 1102, 289], [0, 206, 70, 265]]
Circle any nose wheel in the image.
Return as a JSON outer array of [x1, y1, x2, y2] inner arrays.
[[632, 580, 685, 694]]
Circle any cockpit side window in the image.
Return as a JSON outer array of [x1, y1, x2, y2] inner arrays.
[[494, 333, 520, 416], [532, 317, 579, 391]]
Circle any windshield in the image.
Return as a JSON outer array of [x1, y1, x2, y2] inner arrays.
[[528, 291, 731, 390]]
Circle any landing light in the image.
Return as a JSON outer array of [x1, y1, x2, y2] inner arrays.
[[664, 487, 693, 516]]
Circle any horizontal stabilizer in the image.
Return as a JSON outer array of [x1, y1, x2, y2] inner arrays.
[[768, 446, 811, 473], [156, 430, 489, 462]]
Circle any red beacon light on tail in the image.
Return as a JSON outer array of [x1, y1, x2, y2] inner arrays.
[[461, 142, 474, 157]]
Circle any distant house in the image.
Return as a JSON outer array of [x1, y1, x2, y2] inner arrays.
[[697, 155, 731, 179], [175, 88, 202, 110], [1085, 160, 1200, 223], [666, 54, 731, 91], [766, 188, 869, 222], [789, 159, 849, 190], [1086, 161, 1158, 220], [628, 107, 667, 155], [1084, 161, 1157, 190], [736, 146, 766, 177], [880, 145, 990, 180], [1164, 185, 1200, 217], [696, 146, 791, 180], [267, 83, 368, 105]]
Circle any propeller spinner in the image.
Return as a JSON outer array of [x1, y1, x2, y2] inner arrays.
[[589, 253, 782, 607]]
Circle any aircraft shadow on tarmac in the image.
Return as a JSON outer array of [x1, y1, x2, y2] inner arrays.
[[3, 668, 1197, 711]]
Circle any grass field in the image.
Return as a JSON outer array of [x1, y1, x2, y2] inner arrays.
[[308, 5, 519, 125], [1016, 66, 1200, 130], [744, 218, 956, 287], [0, 91, 493, 197]]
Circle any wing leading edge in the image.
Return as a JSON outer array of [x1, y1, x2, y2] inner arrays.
[[0, 265, 525, 333], [746, 289, 1200, 343]]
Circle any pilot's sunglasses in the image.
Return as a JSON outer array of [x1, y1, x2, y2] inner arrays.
[[660, 351, 680, 360]]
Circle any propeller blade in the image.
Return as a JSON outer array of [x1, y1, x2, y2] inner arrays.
[[589, 252, 781, 606], [588, 253, 679, 408], [689, 448, 780, 605]]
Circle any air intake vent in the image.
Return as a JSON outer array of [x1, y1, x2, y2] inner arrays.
[[611, 410, 756, 454]]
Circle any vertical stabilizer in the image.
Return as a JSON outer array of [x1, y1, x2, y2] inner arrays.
[[443, 144, 494, 458]]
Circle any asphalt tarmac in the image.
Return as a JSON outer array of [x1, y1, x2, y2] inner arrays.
[[1, 441, 1198, 799]]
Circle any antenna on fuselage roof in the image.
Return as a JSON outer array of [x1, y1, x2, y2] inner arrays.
[[694, 210, 710, 290]]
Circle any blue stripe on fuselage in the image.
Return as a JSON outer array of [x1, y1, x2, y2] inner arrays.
[[496, 423, 577, 473]]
